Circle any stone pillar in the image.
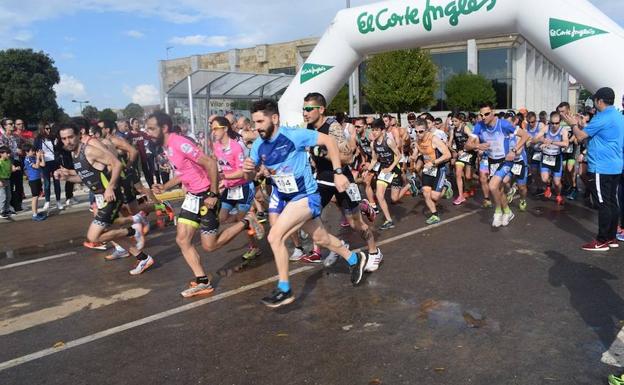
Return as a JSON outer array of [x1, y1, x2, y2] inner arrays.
[[467, 39, 478, 74], [513, 41, 527, 109]]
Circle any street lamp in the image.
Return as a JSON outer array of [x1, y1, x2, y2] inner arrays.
[[166, 46, 174, 60], [71, 99, 90, 114]]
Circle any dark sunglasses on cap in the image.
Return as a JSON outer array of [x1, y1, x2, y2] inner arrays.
[[302, 106, 322, 112]]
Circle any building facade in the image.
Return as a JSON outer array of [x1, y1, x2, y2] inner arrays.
[[159, 34, 572, 116]]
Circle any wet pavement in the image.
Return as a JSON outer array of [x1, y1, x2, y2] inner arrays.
[[0, 195, 622, 385]]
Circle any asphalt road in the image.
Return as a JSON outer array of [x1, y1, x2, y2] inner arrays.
[[0, 195, 622, 385]]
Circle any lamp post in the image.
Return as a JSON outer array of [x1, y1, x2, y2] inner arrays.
[[71, 99, 90, 115], [166, 46, 174, 60]]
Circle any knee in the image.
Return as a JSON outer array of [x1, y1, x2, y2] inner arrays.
[[312, 231, 330, 246], [266, 229, 283, 247], [200, 240, 217, 252], [176, 234, 192, 249]]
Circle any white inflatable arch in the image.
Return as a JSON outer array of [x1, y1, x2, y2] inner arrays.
[[279, 0, 624, 124]]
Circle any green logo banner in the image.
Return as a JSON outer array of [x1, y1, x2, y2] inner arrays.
[[549, 18, 608, 49], [300, 63, 334, 84]]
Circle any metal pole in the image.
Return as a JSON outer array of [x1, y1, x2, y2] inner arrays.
[[347, 0, 356, 117], [187, 75, 195, 136]]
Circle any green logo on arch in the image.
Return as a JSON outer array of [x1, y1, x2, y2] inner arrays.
[[300, 63, 334, 84], [549, 18, 608, 49]]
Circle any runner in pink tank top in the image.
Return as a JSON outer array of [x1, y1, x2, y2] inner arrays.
[[165, 133, 211, 194]]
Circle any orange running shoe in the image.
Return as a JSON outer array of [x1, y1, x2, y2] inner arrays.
[[83, 241, 107, 251], [180, 281, 214, 297]]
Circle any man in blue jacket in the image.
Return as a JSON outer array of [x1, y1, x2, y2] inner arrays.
[[563, 87, 624, 251]]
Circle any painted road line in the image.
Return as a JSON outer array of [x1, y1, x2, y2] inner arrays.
[[0, 252, 77, 271], [0, 210, 479, 372]]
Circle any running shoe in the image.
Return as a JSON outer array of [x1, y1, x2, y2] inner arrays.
[[129, 255, 154, 275], [256, 211, 267, 223], [425, 214, 441, 225], [372, 204, 380, 215], [608, 374, 624, 385], [299, 229, 309, 240], [544, 186, 552, 199], [261, 288, 294, 308], [359, 199, 377, 223], [379, 220, 395, 230], [65, 198, 79, 206], [409, 176, 420, 196], [301, 250, 322, 263], [245, 212, 265, 240], [608, 239, 619, 248], [32, 213, 47, 221], [83, 241, 107, 251], [181, 281, 214, 298], [163, 200, 175, 222], [617, 231, 624, 242], [57, 201, 65, 210], [566, 188, 578, 201], [506, 186, 517, 204], [555, 195, 564, 206], [289, 247, 305, 261], [501, 211, 515, 226], [350, 252, 368, 286], [132, 223, 145, 250], [242, 246, 261, 260], [105, 249, 130, 261], [492, 212, 503, 228], [482, 199, 493, 208], [519, 199, 528, 212], [443, 180, 453, 200], [453, 196, 466, 205], [581, 240, 609, 251], [365, 248, 383, 272], [42, 201, 49, 211], [324, 241, 349, 267]]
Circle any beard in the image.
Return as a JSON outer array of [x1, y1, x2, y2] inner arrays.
[[258, 122, 275, 140], [153, 131, 165, 146]]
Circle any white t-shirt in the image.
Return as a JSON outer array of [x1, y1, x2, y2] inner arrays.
[[41, 139, 56, 162]]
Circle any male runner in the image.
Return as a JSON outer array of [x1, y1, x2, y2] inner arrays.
[[535, 112, 569, 205], [243, 99, 368, 308]]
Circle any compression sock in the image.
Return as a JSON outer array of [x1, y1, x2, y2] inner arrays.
[[277, 280, 290, 293], [196, 276, 210, 284], [347, 252, 358, 266]]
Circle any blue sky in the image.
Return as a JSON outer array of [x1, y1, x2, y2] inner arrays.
[[0, 0, 621, 116]]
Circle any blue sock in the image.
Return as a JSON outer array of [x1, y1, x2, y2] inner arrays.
[[347, 252, 358, 266], [277, 280, 290, 292]]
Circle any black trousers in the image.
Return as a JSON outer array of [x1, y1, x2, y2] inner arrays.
[[9, 169, 23, 210], [588, 172, 621, 242]]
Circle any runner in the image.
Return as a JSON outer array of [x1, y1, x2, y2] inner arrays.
[[243, 99, 368, 308], [302, 93, 382, 271], [525, 111, 544, 196], [146, 111, 264, 298], [410, 118, 451, 224], [369, 118, 402, 230], [55, 123, 155, 275], [449, 112, 475, 205], [466, 102, 530, 227], [556, 102, 579, 200], [535, 111, 569, 206]]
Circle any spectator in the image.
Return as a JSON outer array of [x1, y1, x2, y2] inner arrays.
[[128, 118, 155, 187], [0, 146, 17, 218], [22, 143, 47, 221], [562, 87, 624, 251], [15, 119, 34, 141], [5, 119, 25, 212], [34, 122, 64, 211]]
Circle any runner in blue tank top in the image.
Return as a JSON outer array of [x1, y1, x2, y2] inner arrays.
[[535, 111, 569, 206]]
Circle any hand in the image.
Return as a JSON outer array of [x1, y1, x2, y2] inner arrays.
[[505, 150, 515, 161], [543, 139, 552, 146], [334, 174, 349, 193], [104, 186, 116, 202], [152, 184, 164, 194], [203, 196, 218, 209], [243, 158, 256, 174], [479, 143, 490, 151], [561, 112, 578, 127]]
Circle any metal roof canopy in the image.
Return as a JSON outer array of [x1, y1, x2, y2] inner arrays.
[[165, 69, 294, 133]]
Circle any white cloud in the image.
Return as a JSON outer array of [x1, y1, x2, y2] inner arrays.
[[60, 52, 75, 60], [54, 74, 86, 98], [168, 34, 260, 48], [124, 84, 159, 105], [125, 30, 144, 39]]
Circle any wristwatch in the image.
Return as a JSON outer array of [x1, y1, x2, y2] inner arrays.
[[206, 191, 218, 198], [334, 167, 344, 175]]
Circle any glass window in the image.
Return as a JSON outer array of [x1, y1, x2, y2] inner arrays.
[[430, 51, 468, 111], [269, 67, 296, 75], [478, 48, 512, 109]]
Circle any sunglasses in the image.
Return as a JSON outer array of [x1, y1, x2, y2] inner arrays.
[[6, 122, 13, 125], [416, 130, 426, 134], [550, 121, 561, 125], [480, 112, 492, 118], [302, 106, 322, 112]]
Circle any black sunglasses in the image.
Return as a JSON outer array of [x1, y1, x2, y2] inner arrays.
[[416, 130, 426, 134], [480, 112, 492, 118]]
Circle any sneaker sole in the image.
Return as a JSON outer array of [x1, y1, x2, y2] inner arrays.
[[301, 259, 322, 264], [181, 287, 214, 298], [104, 253, 130, 261], [351, 252, 368, 286], [581, 247, 610, 251], [262, 296, 295, 308]]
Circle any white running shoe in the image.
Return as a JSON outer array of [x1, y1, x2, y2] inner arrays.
[[57, 202, 65, 210], [502, 211, 515, 226], [492, 212, 503, 228], [289, 247, 305, 261], [365, 248, 383, 272], [324, 241, 348, 267], [42, 201, 50, 211], [129, 255, 154, 275]]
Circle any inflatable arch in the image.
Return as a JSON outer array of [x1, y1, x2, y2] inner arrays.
[[279, 0, 624, 125]]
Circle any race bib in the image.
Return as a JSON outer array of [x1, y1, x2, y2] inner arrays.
[[532, 152, 542, 161], [273, 173, 299, 194], [511, 163, 523, 176], [543, 155, 556, 167], [227, 185, 244, 200], [423, 165, 438, 177], [346, 183, 362, 202], [563, 144, 574, 154], [181, 193, 201, 214], [94, 194, 107, 209], [458, 152, 472, 163], [489, 162, 500, 175], [378, 172, 394, 184]]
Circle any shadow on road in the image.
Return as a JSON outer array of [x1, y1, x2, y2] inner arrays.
[[547, 250, 624, 349]]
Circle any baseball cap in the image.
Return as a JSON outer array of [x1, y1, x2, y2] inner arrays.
[[592, 87, 615, 104]]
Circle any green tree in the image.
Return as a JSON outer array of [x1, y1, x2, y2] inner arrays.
[[82, 105, 99, 120], [363, 49, 437, 121], [99, 108, 117, 122], [444, 73, 496, 111], [123, 103, 144, 120], [0, 48, 61, 123], [327, 84, 349, 116]]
